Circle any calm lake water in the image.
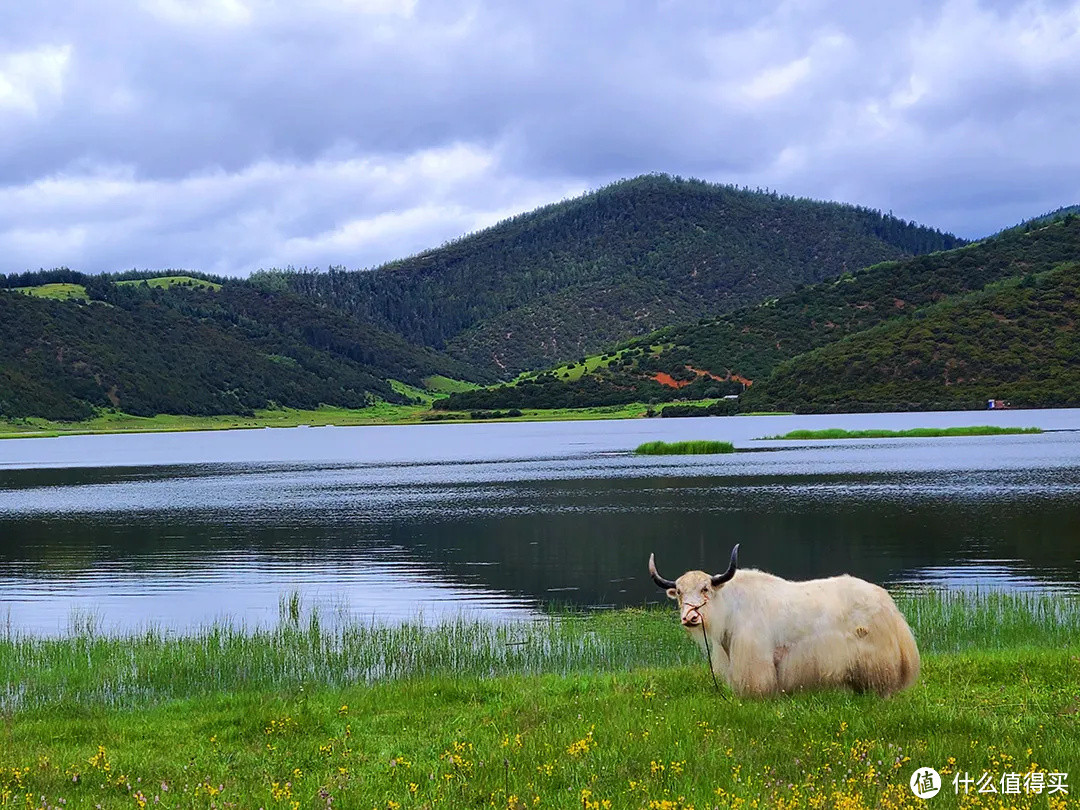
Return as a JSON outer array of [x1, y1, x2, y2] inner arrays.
[[1, 409, 1079, 635]]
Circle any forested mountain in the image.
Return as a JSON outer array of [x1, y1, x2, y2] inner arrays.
[[745, 261, 1080, 411], [271, 175, 964, 374], [1008, 205, 1080, 232], [6, 182, 1074, 423], [0, 272, 483, 421], [439, 215, 1080, 412]]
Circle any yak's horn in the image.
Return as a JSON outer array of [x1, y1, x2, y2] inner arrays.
[[648, 553, 676, 589], [711, 543, 740, 586]]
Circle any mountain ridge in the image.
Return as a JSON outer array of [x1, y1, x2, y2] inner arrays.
[[272, 174, 966, 374], [8, 181, 1074, 423], [437, 215, 1080, 412], [0, 273, 485, 421]]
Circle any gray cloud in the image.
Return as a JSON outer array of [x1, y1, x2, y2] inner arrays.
[[1, 0, 1078, 275]]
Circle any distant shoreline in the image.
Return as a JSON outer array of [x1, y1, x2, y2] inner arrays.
[[3, 401, 1065, 441], [0, 401, 665, 440], [763, 425, 1044, 440]]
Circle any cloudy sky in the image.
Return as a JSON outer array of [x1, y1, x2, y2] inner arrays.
[[2, 0, 1078, 276]]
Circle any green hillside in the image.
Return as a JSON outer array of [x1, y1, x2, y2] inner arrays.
[[646, 214, 1080, 381], [747, 261, 1080, 411], [273, 174, 964, 374], [11, 283, 89, 301], [0, 273, 484, 421], [115, 274, 223, 291], [6, 192, 1075, 423], [1007, 204, 1080, 232], [439, 215, 1080, 412]]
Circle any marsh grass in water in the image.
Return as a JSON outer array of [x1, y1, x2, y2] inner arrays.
[[0, 592, 1076, 711], [635, 440, 736, 455], [1, 592, 1077, 809], [763, 426, 1044, 440], [0, 601, 697, 712]]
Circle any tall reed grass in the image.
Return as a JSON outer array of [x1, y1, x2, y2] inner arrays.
[[895, 589, 1079, 652], [634, 439, 735, 455], [0, 591, 1074, 711]]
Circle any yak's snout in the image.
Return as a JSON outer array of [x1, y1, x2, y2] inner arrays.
[[680, 604, 704, 627]]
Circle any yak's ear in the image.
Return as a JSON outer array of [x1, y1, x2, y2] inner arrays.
[[666, 587, 677, 600]]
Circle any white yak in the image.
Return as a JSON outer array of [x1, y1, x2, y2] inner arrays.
[[649, 544, 920, 697]]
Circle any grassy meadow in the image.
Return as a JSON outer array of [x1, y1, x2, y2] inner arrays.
[[8, 276, 220, 305], [1, 592, 1077, 809], [10, 283, 90, 301], [114, 275, 222, 291], [514, 344, 673, 384], [0, 400, 702, 440], [764, 426, 1044, 441]]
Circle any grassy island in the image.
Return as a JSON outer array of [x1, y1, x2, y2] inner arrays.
[[0, 592, 1076, 809], [763, 426, 1044, 441], [635, 439, 736, 455]]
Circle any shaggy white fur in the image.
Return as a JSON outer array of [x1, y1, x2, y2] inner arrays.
[[651, 552, 920, 698]]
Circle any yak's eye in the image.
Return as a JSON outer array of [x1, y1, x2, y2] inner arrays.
[[701, 586, 708, 595]]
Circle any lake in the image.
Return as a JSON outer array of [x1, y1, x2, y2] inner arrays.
[[1, 409, 1079, 635]]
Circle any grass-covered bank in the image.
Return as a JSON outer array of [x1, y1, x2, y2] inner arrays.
[[0, 409, 1054, 442], [1, 593, 1078, 808], [0, 401, 688, 440], [763, 426, 1044, 441]]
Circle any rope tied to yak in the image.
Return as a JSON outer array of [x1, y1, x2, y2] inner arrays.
[[685, 602, 727, 699]]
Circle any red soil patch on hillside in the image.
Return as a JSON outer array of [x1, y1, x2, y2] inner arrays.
[[652, 367, 754, 388], [653, 372, 692, 388]]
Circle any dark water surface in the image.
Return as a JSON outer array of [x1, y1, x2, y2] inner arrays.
[[1, 409, 1079, 635]]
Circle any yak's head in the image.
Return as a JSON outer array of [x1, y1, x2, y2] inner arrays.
[[648, 544, 740, 628]]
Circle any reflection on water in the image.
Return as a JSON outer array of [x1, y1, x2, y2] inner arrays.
[[893, 563, 1079, 593], [0, 410, 1079, 635]]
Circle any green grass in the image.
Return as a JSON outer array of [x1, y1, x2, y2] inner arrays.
[[389, 379, 438, 405], [763, 426, 1044, 441], [635, 439, 736, 455], [0, 593, 1077, 808], [115, 275, 222, 291], [515, 343, 674, 383], [0, 404, 445, 438], [3, 276, 219, 306], [1, 592, 1073, 711], [0, 412, 1047, 444], [422, 375, 481, 394], [8, 282, 89, 301], [1, 400, 712, 439]]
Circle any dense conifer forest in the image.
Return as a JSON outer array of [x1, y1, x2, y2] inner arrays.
[[0, 273, 482, 420], [270, 175, 964, 374], [746, 261, 1080, 411], [3, 178, 1077, 422], [441, 215, 1080, 412]]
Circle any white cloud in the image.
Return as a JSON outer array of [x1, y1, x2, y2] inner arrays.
[[742, 56, 813, 100], [332, 0, 417, 16], [0, 142, 583, 274], [1, 0, 1079, 274], [141, 0, 252, 26], [0, 44, 71, 115]]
